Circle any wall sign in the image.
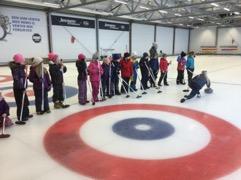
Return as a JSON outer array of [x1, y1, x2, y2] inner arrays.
[[99, 21, 129, 31], [32, 33, 41, 43], [51, 15, 95, 28]]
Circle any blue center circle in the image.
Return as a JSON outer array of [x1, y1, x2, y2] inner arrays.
[[112, 117, 175, 140]]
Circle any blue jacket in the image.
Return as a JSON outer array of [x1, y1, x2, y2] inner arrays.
[[186, 56, 195, 69], [132, 61, 139, 80], [191, 74, 210, 89], [149, 58, 159, 72]]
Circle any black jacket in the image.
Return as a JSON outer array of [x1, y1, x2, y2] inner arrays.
[[49, 63, 67, 85]]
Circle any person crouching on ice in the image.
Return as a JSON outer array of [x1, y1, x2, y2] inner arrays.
[[76, 53, 89, 105], [48, 53, 69, 109], [180, 71, 211, 103], [88, 53, 103, 105], [0, 92, 13, 128]]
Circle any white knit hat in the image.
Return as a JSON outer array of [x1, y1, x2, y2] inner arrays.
[[32, 57, 43, 66]]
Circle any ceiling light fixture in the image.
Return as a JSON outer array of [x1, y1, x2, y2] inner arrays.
[[189, 16, 194, 19], [223, 8, 230, 11], [159, 10, 168, 14], [211, 3, 219, 7], [234, 12, 240, 15], [114, 0, 128, 5], [174, 13, 182, 16]]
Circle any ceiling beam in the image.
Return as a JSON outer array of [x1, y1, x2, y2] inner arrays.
[[50, 0, 108, 12], [113, 0, 231, 17]]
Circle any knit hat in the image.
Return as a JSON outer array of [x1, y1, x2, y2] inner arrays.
[[132, 51, 138, 58], [124, 52, 130, 59], [48, 52, 58, 62], [32, 57, 43, 66], [180, 51, 186, 57], [143, 52, 149, 58], [78, 53, 86, 61], [13, 53, 25, 64], [152, 42, 158, 49], [112, 53, 121, 61], [92, 52, 99, 60], [162, 53, 167, 58]]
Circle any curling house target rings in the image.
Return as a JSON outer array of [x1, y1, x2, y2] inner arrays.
[[44, 104, 241, 180]]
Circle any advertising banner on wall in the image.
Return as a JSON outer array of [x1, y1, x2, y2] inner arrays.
[[0, 6, 49, 64], [99, 21, 129, 31], [51, 14, 96, 60], [51, 15, 95, 29], [99, 20, 129, 56]]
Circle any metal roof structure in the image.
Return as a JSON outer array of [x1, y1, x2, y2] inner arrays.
[[1, 0, 241, 28]]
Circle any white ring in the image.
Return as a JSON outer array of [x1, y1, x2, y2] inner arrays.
[[80, 110, 211, 160]]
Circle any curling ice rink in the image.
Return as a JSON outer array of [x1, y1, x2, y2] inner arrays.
[[0, 55, 241, 180]]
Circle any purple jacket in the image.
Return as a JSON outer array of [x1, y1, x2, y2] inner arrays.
[[0, 98, 10, 116], [29, 67, 51, 91], [9, 61, 27, 90]]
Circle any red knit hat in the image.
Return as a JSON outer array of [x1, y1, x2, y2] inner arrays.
[[78, 53, 86, 61], [48, 52, 58, 62]]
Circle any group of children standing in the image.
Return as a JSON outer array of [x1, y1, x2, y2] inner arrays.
[[0, 45, 197, 128]]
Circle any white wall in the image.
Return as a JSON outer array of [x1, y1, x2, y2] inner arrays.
[[156, 26, 173, 55], [99, 19, 129, 56], [174, 28, 189, 54], [51, 13, 96, 60], [0, 6, 49, 64], [189, 26, 216, 53], [217, 27, 241, 54], [132, 23, 154, 56]]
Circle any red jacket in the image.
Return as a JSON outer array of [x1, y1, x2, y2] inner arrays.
[[160, 58, 169, 73], [120, 58, 133, 78]]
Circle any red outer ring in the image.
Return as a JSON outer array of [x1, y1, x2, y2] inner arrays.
[[0, 75, 12, 83], [44, 104, 241, 180]]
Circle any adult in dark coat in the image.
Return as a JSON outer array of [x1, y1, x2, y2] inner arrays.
[[149, 42, 159, 87]]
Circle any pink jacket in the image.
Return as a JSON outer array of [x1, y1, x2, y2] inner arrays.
[[87, 60, 103, 82]]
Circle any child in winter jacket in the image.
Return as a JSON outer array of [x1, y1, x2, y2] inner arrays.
[[111, 54, 121, 95], [120, 52, 133, 94], [29, 57, 51, 115], [76, 53, 89, 105], [130, 53, 139, 91], [48, 53, 69, 109], [176, 51, 187, 85], [139, 52, 150, 90], [9, 53, 33, 121], [158, 54, 171, 86], [0, 92, 13, 127], [88, 53, 103, 105], [186, 51, 195, 85], [101, 56, 113, 98]]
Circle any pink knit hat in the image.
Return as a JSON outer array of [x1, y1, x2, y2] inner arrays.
[[48, 52, 58, 62], [13, 53, 25, 64], [78, 53, 86, 61]]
